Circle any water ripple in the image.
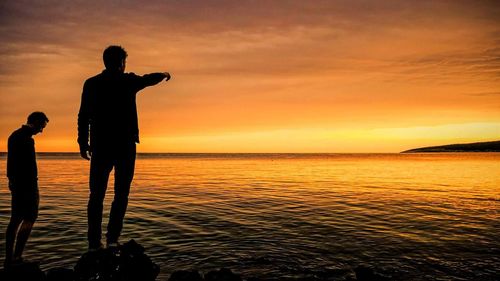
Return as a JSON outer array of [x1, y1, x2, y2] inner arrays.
[[0, 154, 498, 280]]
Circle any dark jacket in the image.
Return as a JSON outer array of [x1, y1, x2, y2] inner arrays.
[[78, 70, 166, 150], [7, 125, 37, 183]]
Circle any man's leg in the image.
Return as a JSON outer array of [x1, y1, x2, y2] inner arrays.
[[12, 187, 39, 261], [88, 152, 113, 249], [106, 143, 136, 245], [6, 184, 22, 265], [12, 220, 35, 260], [5, 216, 22, 265]]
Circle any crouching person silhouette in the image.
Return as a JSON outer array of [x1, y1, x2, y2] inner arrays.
[[5, 112, 48, 267], [78, 45, 171, 251]]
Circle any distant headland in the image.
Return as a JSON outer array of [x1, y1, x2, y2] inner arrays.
[[402, 140, 500, 153]]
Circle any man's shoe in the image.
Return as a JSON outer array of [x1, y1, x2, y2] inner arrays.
[[5, 257, 38, 268], [106, 241, 121, 255], [88, 242, 104, 252], [106, 241, 120, 249], [3, 258, 13, 268]]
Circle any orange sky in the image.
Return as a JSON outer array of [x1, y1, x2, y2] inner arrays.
[[1, 0, 499, 152]]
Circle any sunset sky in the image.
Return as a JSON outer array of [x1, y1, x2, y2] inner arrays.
[[1, 0, 499, 153]]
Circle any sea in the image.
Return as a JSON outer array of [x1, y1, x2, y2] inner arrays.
[[0, 153, 498, 280]]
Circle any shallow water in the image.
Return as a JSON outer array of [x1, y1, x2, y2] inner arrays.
[[0, 153, 499, 280]]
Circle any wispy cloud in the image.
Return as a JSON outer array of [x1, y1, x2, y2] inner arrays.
[[465, 91, 500, 97], [1, 0, 499, 151]]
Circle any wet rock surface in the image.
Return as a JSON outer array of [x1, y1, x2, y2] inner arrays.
[[0, 241, 400, 280], [354, 265, 391, 281], [74, 239, 159, 281], [0, 261, 45, 281]]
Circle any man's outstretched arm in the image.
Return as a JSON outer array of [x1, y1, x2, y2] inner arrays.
[[133, 72, 171, 91], [77, 81, 91, 160]]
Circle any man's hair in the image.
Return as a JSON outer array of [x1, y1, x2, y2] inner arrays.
[[27, 111, 49, 124], [103, 45, 128, 70]]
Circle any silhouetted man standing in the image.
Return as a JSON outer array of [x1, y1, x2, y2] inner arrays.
[[5, 112, 48, 267], [78, 46, 171, 250]]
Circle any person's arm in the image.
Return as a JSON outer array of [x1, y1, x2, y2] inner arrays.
[[7, 134, 29, 186], [7, 135, 20, 181], [132, 72, 171, 92], [77, 80, 91, 160]]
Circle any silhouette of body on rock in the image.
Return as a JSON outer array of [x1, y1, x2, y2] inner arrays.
[[78, 45, 171, 250], [5, 112, 49, 267]]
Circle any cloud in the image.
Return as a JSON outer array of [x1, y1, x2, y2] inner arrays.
[[465, 91, 500, 97], [1, 0, 499, 151]]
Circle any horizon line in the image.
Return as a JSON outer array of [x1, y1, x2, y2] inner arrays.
[[0, 151, 404, 154]]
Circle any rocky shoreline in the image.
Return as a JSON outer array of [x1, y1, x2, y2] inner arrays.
[[0, 240, 392, 281], [401, 140, 500, 153]]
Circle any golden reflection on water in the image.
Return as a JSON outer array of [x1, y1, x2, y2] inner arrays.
[[0, 153, 498, 280]]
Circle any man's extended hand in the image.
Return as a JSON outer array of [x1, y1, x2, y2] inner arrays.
[[164, 72, 171, 82], [80, 146, 92, 160]]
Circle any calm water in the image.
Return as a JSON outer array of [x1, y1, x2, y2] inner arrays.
[[0, 153, 498, 280]]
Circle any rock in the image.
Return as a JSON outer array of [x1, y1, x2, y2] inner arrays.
[[205, 268, 242, 281], [74, 239, 159, 281], [167, 268, 243, 281], [168, 270, 204, 281], [120, 239, 145, 255], [46, 267, 75, 281], [119, 240, 159, 281], [0, 261, 45, 281], [354, 265, 390, 281], [74, 248, 117, 280]]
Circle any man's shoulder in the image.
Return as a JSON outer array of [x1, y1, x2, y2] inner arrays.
[[10, 126, 23, 135], [85, 73, 104, 84], [9, 126, 29, 139], [8, 127, 32, 145], [8, 128, 21, 143], [85, 72, 139, 84]]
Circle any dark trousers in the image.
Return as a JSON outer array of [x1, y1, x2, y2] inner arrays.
[[87, 143, 136, 247], [9, 180, 39, 222]]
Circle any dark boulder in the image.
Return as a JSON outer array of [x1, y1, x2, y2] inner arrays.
[[0, 261, 45, 281], [168, 268, 243, 281], [168, 270, 203, 281], [74, 239, 159, 281], [354, 265, 390, 281], [46, 267, 75, 281], [118, 239, 159, 281], [205, 268, 242, 281]]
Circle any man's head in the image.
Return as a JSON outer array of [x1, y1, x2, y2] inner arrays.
[[103, 45, 127, 73], [27, 112, 49, 135]]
